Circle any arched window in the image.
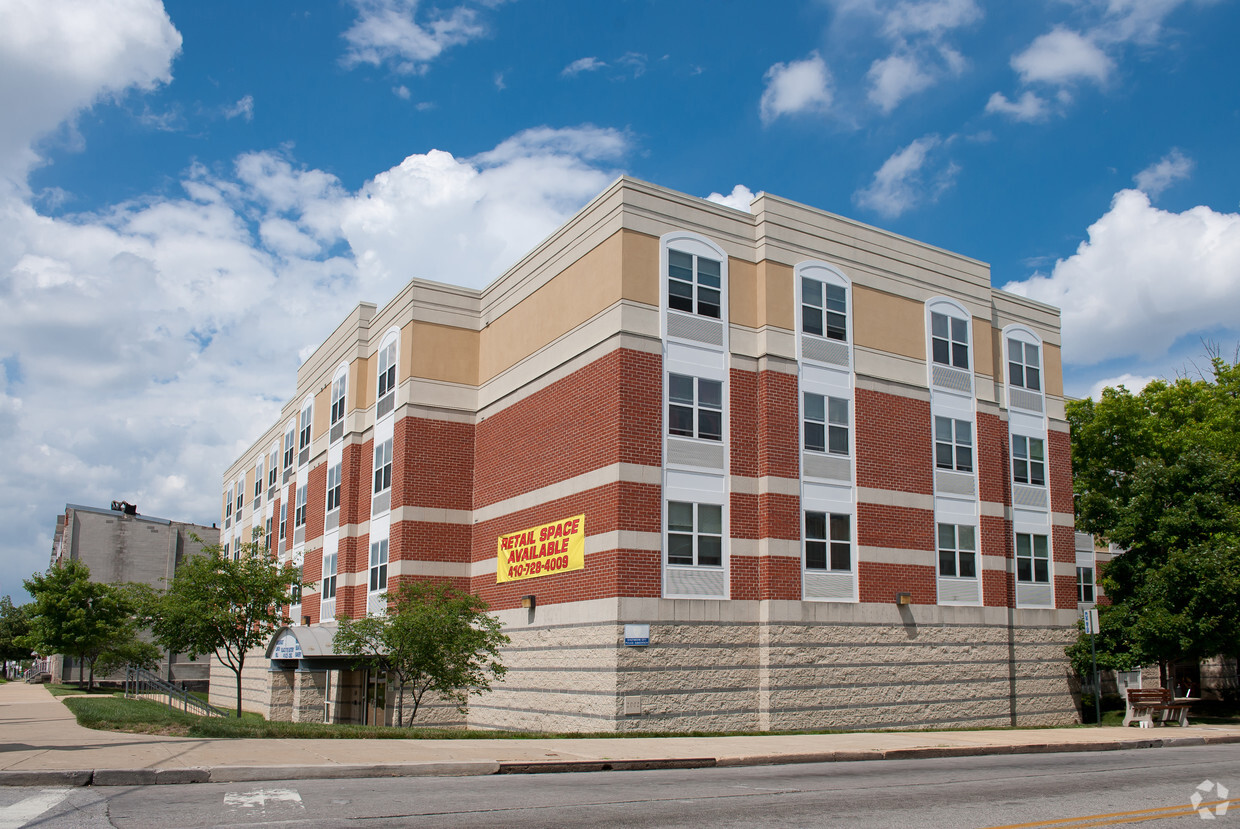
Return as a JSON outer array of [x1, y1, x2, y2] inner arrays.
[[798, 263, 850, 344], [927, 299, 970, 371]]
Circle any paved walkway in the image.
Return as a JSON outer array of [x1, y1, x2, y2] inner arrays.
[[3, 681, 1239, 786]]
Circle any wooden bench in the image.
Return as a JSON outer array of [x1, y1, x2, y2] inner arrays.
[[1123, 687, 1193, 727]]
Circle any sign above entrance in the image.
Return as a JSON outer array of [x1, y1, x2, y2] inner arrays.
[[496, 514, 586, 583], [271, 632, 303, 660]]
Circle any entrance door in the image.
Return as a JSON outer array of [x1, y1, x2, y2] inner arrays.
[[365, 670, 387, 726]]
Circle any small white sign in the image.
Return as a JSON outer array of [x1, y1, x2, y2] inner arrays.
[[1083, 608, 1100, 635], [624, 624, 650, 647], [271, 632, 302, 660]]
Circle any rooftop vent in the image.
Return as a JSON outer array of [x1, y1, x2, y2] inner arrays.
[[110, 501, 138, 516]]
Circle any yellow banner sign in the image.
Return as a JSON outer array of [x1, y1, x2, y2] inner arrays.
[[496, 514, 585, 583]]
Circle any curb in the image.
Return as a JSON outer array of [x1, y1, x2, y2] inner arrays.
[[2, 732, 1237, 786]]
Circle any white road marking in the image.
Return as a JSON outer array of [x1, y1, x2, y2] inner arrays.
[[222, 788, 304, 810], [0, 788, 72, 829]]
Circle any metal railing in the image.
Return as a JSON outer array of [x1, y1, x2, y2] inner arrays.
[[24, 659, 50, 683], [124, 665, 229, 718]]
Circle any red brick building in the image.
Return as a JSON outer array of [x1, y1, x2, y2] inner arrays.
[[217, 178, 1079, 730]]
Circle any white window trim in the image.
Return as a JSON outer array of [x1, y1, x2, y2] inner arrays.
[[1011, 434, 1047, 487], [376, 328, 400, 410], [660, 231, 730, 332], [803, 510, 852, 573], [1002, 324, 1045, 394], [664, 500, 725, 569], [330, 364, 349, 430], [667, 373, 724, 442], [373, 438, 393, 495], [298, 395, 313, 458], [803, 392, 850, 457], [934, 415, 975, 474], [795, 261, 853, 350], [926, 298, 973, 372]]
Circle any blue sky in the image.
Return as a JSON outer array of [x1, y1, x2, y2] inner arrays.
[[2, 0, 1239, 601]]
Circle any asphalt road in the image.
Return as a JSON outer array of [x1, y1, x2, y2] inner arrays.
[[2, 744, 1237, 828]]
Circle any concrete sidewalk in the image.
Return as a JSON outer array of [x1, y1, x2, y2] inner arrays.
[[3, 681, 1239, 787]]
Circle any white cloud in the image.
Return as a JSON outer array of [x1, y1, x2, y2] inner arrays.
[[705, 185, 756, 212], [561, 57, 605, 77], [393, 84, 411, 100], [867, 54, 935, 113], [1012, 28, 1113, 87], [1002, 190, 1240, 366], [853, 135, 958, 218], [1098, 0, 1195, 46], [853, 0, 981, 113], [341, 0, 484, 74], [0, 98, 629, 603], [0, 0, 181, 189], [880, 0, 981, 39], [223, 95, 254, 121], [1087, 373, 1157, 400], [984, 91, 1049, 122], [1133, 148, 1194, 198], [760, 52, 833, 125]]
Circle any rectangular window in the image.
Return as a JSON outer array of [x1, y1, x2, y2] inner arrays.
[[937, 523, 977, 578], [805, 511, 851, 571], [330, 374, 346, 426], [268, 451, 278, 487], [377, 341, 397, 400], [295, 484, 307, 528], [369, 539, 389, 592], [235, 481, 244, 512], [801, 278, 847, 341], [1016, 533, 1050, 583], [279, 502, 287, 541], [264, 517, 273, 552], [1077, 566, 1095, 603], [1012, 435, 1046, 486], [323, 551, 338, 601], [668, 374, 723, 441], [1008, 338, 1041, 391], [326, 462, 342, 512], [931, 311, 970, 369], [225, 486, 233, 519], [283, 426, 295, 468], [254, 460, 263, 497], [667, 249, 722, 319], [291, 568, 302, 606], [804, 393, 849, 455], [934, 416, 973, 473], [373, 439, 393, 494], [222, 541, 229, 559], [299, 405, 312, 451], [666, 502, 723, 567]]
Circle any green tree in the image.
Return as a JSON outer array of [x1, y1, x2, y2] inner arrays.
[[21, 560, 134, 690], [144, 540, 304, 717], [1069, 356, 1240, 683], [334, 580, 509, 726], [0, 597, 33, 679]]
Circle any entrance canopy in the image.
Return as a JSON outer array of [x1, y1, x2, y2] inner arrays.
[[264, 623, 358, 671]]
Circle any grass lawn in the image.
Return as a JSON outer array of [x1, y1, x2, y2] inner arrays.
[[46, 683, 115, 697], [58, 692, 1239, 741]]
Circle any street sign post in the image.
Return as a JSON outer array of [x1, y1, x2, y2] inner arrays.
[[1084, 608, 1101, 724]]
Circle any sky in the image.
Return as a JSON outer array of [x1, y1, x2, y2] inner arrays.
[[2, 0, 1239, 601]]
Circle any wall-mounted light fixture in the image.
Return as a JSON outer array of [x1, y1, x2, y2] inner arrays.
[[895, 592, 912, 607], [521, 595, 536, 610]]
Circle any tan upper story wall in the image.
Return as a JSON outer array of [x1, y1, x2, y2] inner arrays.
[[1043, 343, 1064, 398], [313, 384, 330, 441], [409, 320, 480, 385], [853, 285, 925, 361], [479, 228, 635, 383], [351, 353, 374, 413]]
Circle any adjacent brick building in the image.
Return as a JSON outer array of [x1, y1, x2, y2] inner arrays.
[[48, 502, 217, 687], [217, 178, 1080, 730]]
